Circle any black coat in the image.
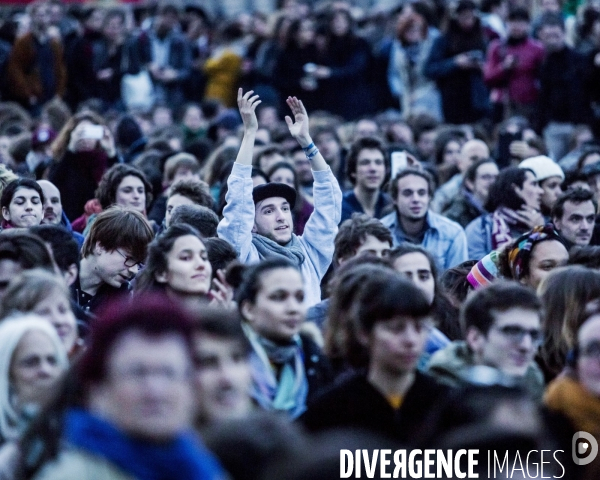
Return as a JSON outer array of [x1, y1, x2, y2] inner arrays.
[[48, 150, 118, 221], [537, 46, 590, 130], [300, 333, 334, 405], [300, 372, 450, 444]]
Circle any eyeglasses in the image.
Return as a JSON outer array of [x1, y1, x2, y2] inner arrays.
[[580, 341, 600, 360], [493, 325, 543, 345], [112, 365, 191, 384], [115, 249, 143, 269]]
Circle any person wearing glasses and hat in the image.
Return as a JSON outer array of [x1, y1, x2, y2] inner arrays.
[[426, 281, 546, 400], [217, 89, 342, 307], [72, 206, 154, 314]]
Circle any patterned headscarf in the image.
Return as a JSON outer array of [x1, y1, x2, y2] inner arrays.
[[507, 224, 566, 281]]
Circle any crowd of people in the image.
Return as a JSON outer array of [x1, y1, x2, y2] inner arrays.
[[1, 0, 600, 478]]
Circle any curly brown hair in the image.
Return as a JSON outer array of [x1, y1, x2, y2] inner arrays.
[[95, 164, 153, 210]]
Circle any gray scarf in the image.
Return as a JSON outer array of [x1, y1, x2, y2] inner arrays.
[[251, 233, 305, 267]]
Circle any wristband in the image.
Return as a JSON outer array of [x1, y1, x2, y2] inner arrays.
[[302, 142, 315, 152], [306, 147, 320, 160]]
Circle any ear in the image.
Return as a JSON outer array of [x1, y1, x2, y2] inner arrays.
[[155, 270, 168, 284], [1, 206, 10, 222], [465, 178, 475, 192], [64, 264, 79, 287], [241, 300, 256, 325], [94, 242, 105, 256], [466, 326, 486, 359]]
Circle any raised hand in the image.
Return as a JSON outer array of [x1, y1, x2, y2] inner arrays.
[[285, 96, 311, 147], [237, 88, 261, 132]]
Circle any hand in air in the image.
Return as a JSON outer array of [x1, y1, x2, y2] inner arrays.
[[285, 96, 310, 142], [237, 88, 261, 132]]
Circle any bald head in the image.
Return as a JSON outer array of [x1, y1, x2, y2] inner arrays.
[[458, 140, 490, 173], [37, 180, 63, 225]]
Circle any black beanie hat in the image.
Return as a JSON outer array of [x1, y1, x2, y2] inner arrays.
[[252, 183, 297, 209]]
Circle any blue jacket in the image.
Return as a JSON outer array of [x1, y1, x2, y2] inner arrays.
[[62, 211, 84, 248], [380, 209, 468, 270], [217, 163, 342, 307], [465, 213, 493, 261]]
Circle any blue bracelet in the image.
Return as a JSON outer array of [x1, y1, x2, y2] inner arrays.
[[302, 142, 315, 152], [306, 148, 320, 160]]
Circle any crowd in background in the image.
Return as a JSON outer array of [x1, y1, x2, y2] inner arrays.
[[1, 0, 600, 478]]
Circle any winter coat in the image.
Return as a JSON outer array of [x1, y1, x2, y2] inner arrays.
[[300, 371, 451, 443]]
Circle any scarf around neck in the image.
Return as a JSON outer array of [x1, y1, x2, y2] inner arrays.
[[64, 408, 225, 480], [545, 376, 600, 436], [243, 324, 308, 418], [491, 207, 524, 250], [251, 233, 305, 267]]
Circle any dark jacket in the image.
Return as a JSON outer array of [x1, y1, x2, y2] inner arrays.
[[340, 190, 393, 225], [423, 22, 489, 124], [300, 371, 450, 443], [132, 30, 191, 107], [48, 150, 117, 221], [537, 46, 590, 130], [319, 35, 374, 120], [443, 190, 486, 228], [300, 332, 334, 405], [70, 275, 130, 315]]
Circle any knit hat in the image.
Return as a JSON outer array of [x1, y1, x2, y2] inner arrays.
[[519, 156, 564, 182], [467, 250, 500, 289], [506, 224, 566, 281], [253, 182, 297, 209]]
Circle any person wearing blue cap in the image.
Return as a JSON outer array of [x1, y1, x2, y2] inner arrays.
[[217, 89, 342, 307]]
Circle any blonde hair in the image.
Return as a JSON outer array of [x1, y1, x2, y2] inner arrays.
[[0, 269, 70, 320], [0, 165, 18, 200], [0, 315, 68, 442]]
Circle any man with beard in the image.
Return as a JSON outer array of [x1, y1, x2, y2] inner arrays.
[[381, 169, 468, 270], [37, 180, 84, 247]]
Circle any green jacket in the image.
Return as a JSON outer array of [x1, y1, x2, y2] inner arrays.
[[425, 341, 545, 401]]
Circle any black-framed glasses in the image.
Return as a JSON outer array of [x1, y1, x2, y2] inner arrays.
[[116, 249, 143, 269], [580, 341, 600, 360], [494, 325, 543, 345]]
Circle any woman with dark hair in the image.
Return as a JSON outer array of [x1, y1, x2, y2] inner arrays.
[[266, 161, 313, 235], [538, 266, 600, 382], [48, 111, 118, 221], [272, 16, 321, 114], [465, 166, 544, 260], [316, 8, 373, 119], [78, 164, 154, 235], [423, 0, 489, 123], [135, 224, 216, 309], [301, 270, 449, 442], [389, 244, 462, 346], [0, 178, 44, 229], [434, 132, 463, 186], [230, 258, 331, 418]]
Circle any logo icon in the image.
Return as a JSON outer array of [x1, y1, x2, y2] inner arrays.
[[572, 432, 599, 466]]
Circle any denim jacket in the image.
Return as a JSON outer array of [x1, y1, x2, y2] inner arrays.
[[217, 163, 342, 307], [380, 209, 468, 270]]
